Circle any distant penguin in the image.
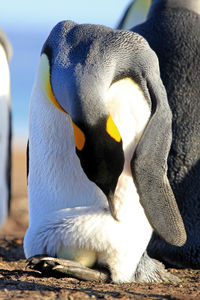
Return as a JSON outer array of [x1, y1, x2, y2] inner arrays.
[[118, 0, 152, 29], [0, 29, 12, 227], [119, 0, 200, 268], [24, 20, 186, 283]]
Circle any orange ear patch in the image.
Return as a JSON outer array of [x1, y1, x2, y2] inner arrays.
[[106, 114, 121, 142], [39, 53, 65, 113], [72, 121, 86, 150]]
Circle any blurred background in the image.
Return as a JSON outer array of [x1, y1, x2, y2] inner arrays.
[[1, 0, 130, 148]]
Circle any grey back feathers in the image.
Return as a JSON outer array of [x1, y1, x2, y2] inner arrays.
[[119, 0, 200, 267], [42, 21, 186, 246]]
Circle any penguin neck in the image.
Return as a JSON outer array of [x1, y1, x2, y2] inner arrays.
[[106, 78, 150, 164], [105, 78, 151, 220], [151, 0, 200, 15]]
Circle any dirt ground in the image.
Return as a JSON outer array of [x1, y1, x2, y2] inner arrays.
[[1, 148, 200, 299]]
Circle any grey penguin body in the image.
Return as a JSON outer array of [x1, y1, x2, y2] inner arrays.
[[127, 0, 200, 268], [0, 28, 12, 227]]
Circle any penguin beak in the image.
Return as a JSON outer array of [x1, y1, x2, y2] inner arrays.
[[107, 191, 119, 222]]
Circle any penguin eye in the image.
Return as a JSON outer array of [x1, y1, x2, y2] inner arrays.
[[39, 53, 66, 113], [106, 114, 121, 142], [71, 121, 86, 150]]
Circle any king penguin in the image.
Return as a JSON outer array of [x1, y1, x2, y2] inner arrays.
[[0, 29, 12, 228], [24, 20, 186, 283], [118, 0, 200, 269]]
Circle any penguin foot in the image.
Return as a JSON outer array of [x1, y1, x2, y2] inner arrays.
[[134, 251, 181, 283], [26, 255, 109, 282]]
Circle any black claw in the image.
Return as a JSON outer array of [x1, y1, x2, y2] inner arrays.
[[26, 255, 48, 271]]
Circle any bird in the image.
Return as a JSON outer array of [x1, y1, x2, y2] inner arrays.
[[118, 0, 200, 269], [0, 28, 12, 228], [24, 20, 186, 283]]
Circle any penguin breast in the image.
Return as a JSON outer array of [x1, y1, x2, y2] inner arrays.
[[105, 77, 151, 220], [105, 77, 150, 164]]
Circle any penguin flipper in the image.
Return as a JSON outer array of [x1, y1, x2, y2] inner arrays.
[[131, 74, 186, 247], [27, 255, 109, 282]]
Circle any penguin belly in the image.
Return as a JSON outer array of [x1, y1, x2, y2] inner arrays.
[[0, 44, 10, 227]]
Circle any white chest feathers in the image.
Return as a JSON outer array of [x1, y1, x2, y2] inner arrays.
[[106, 78, 150, 153], [0, 44, 10, 226], [105, 78, 151, 221]]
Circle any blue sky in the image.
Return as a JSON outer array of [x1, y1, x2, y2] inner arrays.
[[1, 0, 130, 30], [1, 0, 131, 145]]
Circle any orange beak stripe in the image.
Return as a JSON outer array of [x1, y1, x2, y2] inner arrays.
[[72, 121, 86, 151]]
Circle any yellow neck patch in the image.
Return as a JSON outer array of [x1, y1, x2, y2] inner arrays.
[[72, 121, 86, 151], [106, 114, 121, 142], [39, 53, 65, 113], [119, 0, 152, 29], [39, 54, 86, 150]]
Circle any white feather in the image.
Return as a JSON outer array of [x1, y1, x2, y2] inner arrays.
[[0, 44, 10, 227]]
